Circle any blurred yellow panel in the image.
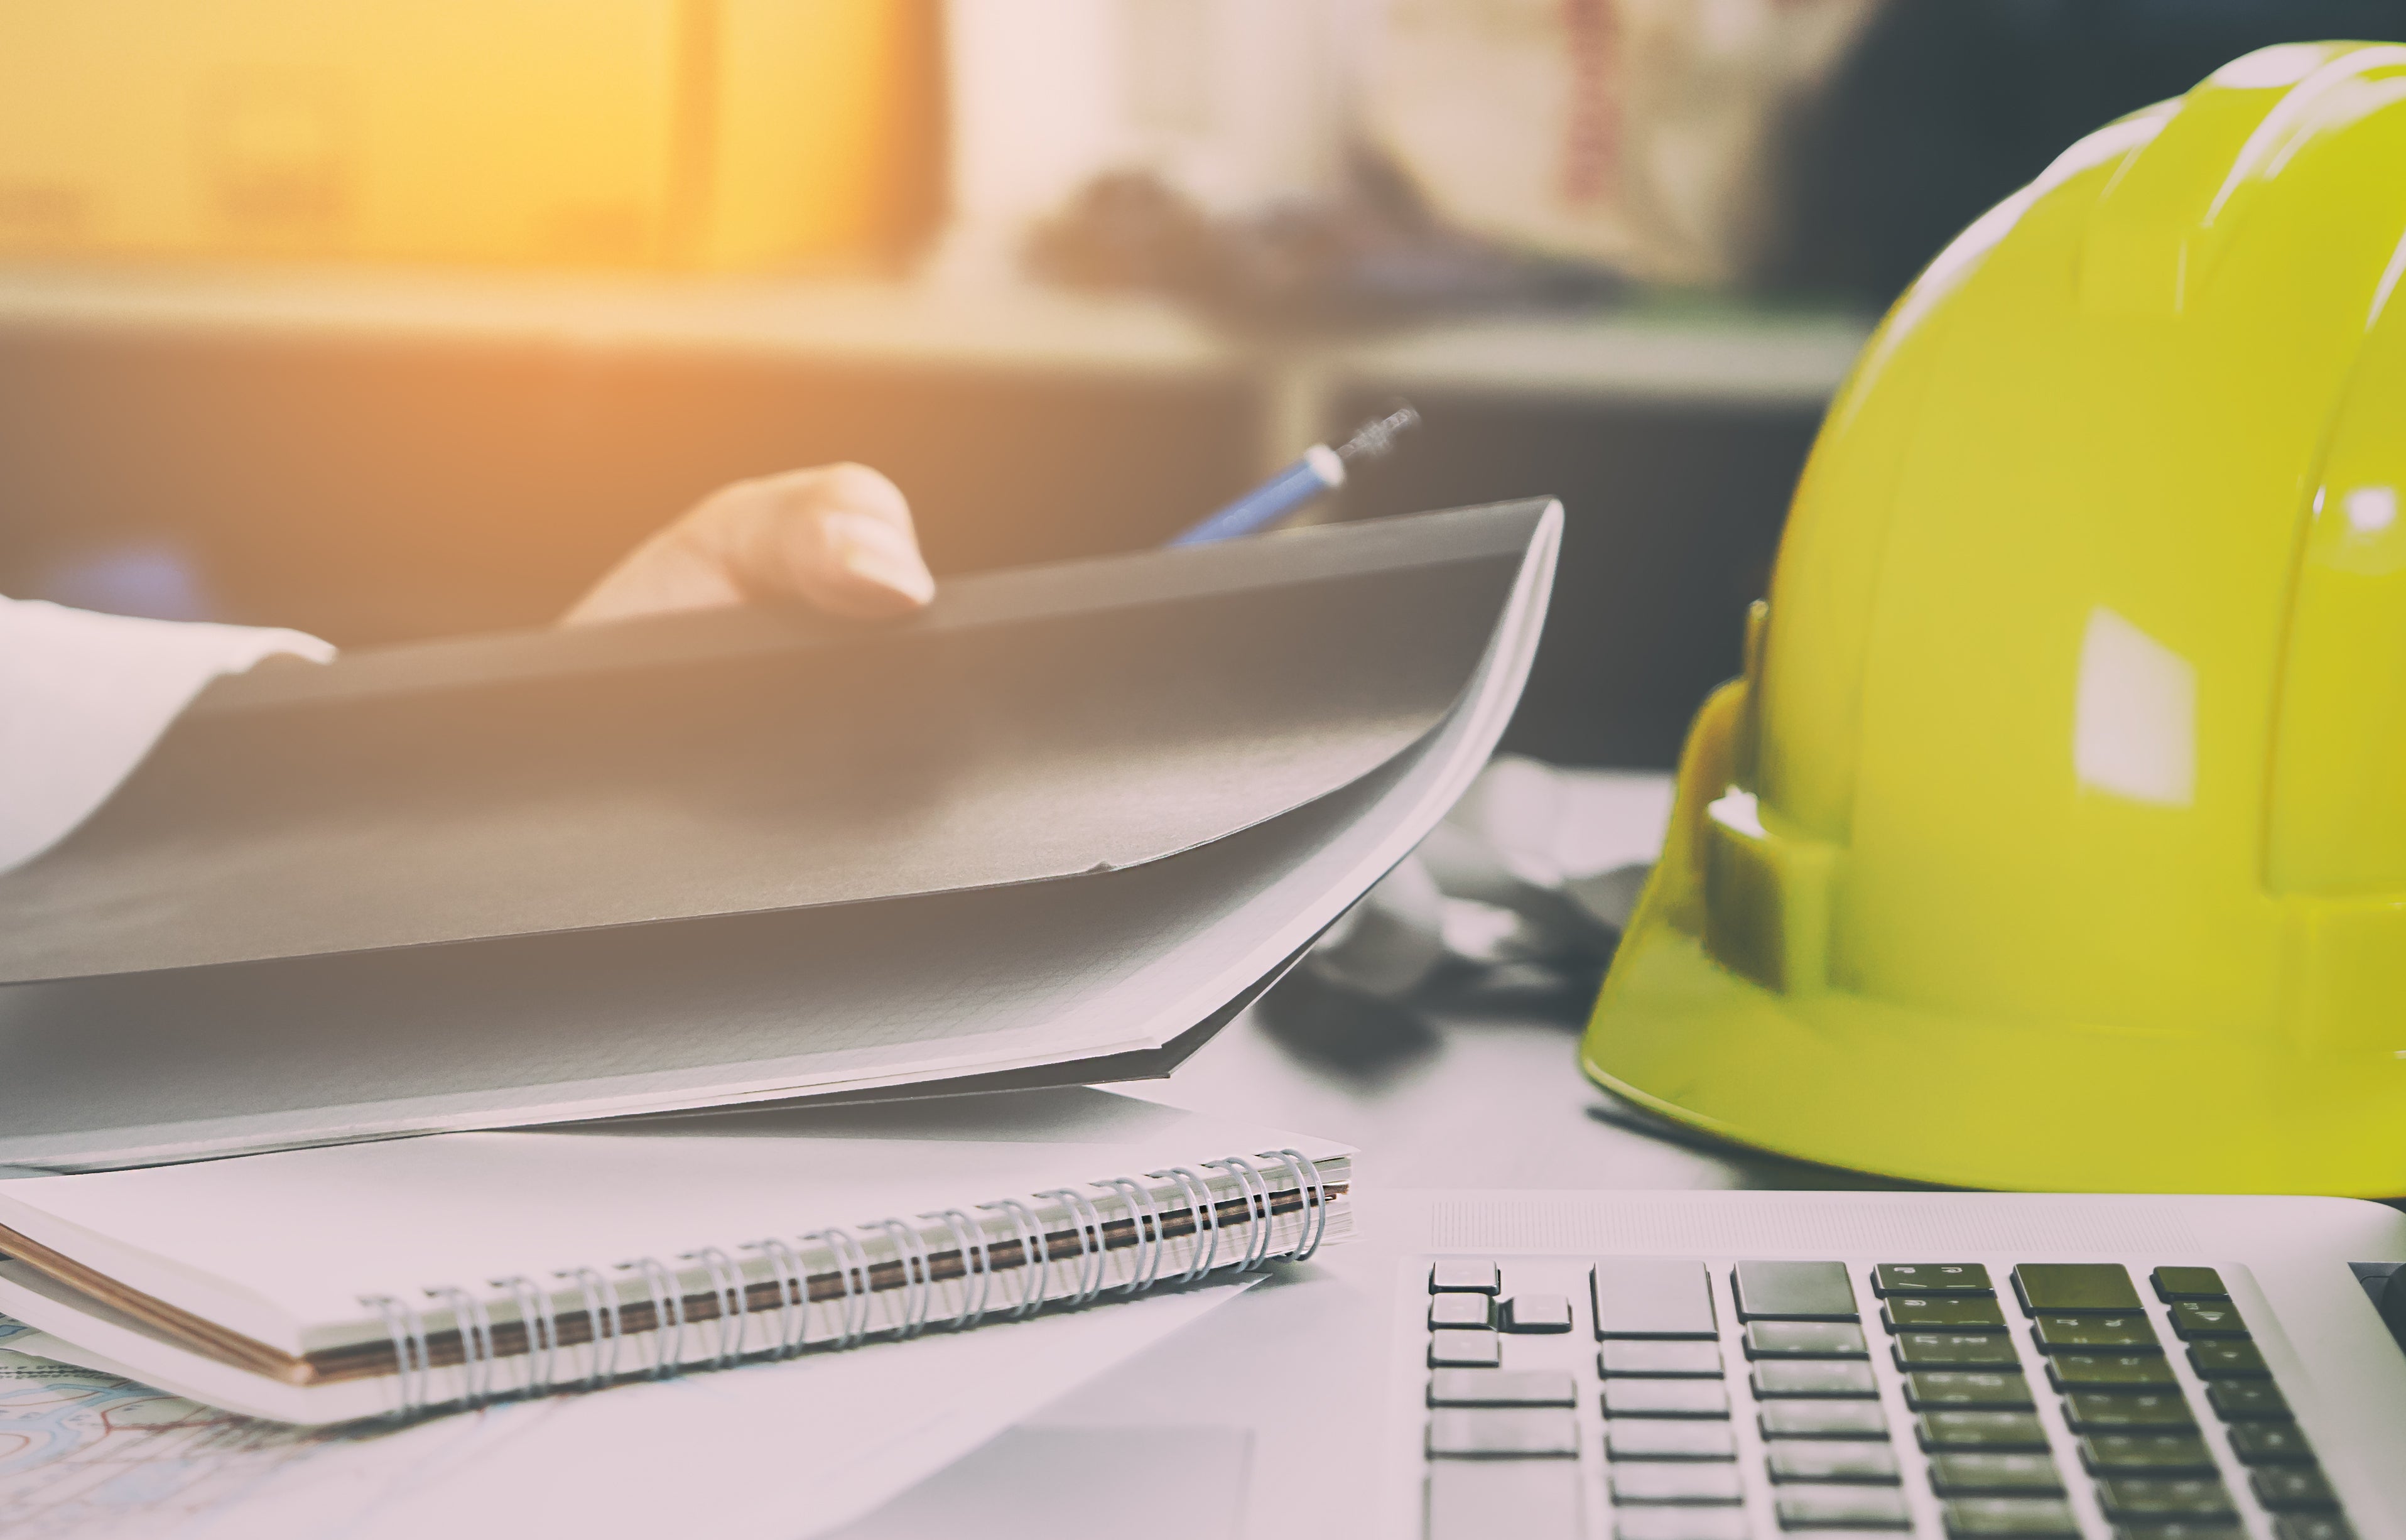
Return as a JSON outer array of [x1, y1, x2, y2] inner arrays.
[[0, 0, 926, 270], [713, 0, 940, 269]]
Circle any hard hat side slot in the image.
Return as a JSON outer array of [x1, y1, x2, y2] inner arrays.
[[1701, 789, 1836, 996]]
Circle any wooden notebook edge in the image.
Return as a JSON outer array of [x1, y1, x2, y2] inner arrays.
[[0, 1218, 310, 1384]]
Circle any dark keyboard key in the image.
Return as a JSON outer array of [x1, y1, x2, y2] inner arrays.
[[1762, 1401, 1888, 1440], [1916, 1411, 2050, 1451], [2206, 1380, 2291, 1421], [1607, 1420, 1738, 1460], [1897, 1333, 2020, 1369], [1876, 1263, 1995, 1296], [1431, 1294, 1495, 1330], [1753, 1360, 1878, 1399], [2274, 1516, 2357, 1540], [1941, 1497, 2081, 1536], [1503, 1294, 1575, 1333], [2227, 1422, 2316, 1465], [1610, 1463, 1746, 1504], [1605, 1380, 1731, 1419], [1595, 1261, 1718, 1340], [2111, 1526, 2240, 1540], [1884, 1296, 2009, 1333], [1429, 1370, 1578, 1407], [1928, 1453, 2066, 1495], [1765, 1439, 1901, 1483], [1775, 1487, 1910, 1529], [1430, 1333, 1502, 1368], [1428, 1407, 1580, 1457], [1433, 1260, 1503, 1294], [2096, 1477, 2236, 1521], [1746, 1321, 1870, 1358], [2168, 1300, 2248, 1340], [2251, 1469, 2339, 1511], [1735, 1261, 1860, 1321], [2062, 1391, 2196, 1431], [2152, 1267, 2228, 1301], [2078, 1433, 2217, 1474], [2187, 1340, 2270, 1379], [2030, 1315, 2159, 1352], [1615, 1510, 1751, 1540], [1906, 1372, 2035, 1410], [2048, 1354, 2176, 1389], [1603, 1340, 1725, 1377], [2013, 1264, 2142, 1315], [1428, 1460, 1583, 1540]]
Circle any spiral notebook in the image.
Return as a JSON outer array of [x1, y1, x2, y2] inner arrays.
[[0, 1088, 1350, 1426], [0, 500, 1557, 1172]]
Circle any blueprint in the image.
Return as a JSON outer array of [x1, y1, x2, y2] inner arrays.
[[0, 1316, 494, 1538]]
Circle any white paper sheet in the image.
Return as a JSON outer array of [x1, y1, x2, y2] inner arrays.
[[0, 502, 1559, 1173]]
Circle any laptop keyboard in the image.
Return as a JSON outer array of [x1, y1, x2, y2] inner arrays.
[[1413, 1255, 2352, 1540]]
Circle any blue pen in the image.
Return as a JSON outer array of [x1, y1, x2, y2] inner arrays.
[[1167, 403, 1421, 547]]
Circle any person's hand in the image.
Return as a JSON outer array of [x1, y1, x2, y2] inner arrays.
[[561, 463, 935, 627]]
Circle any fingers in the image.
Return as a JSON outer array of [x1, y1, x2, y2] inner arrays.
[[725, 463, 936, 619], [561, 463, 935, 627]]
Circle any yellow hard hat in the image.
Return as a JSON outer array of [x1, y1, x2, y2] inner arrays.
[[1583, 41, 2406, 1196]]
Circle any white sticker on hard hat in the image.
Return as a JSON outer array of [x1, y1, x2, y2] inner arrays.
[[2074, 607, 2197, 807], [1706, 788, 1767, 840], [2344, 485, 2397, 536]]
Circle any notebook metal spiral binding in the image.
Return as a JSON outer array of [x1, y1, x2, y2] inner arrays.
[[1036, 1186, 1110, 1307], [686, 1246, 747, 1367], [921, 1208, 993, 1330], [559, 1264, 621, 1387], [866, 1219, 934, 1339], [1093, 1176, 1162, 1294], [1267, 1149, 1330, 1260], [362, 1293, 431, 1414], [742, 1237, 809, 1357], [1148, 1167, 1222, 1281], [357, 1147, 1335, 1419], [624, 1257, 686, 1377], [803, 1225, 874, 1350], [426, 1286, 494, 1405], [978, 1197, 1051, 1319], [497, 1276, 559, 1392], [1202, 1157, 1276, 1271]]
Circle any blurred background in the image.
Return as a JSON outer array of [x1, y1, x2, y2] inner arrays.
[[4, 0, 2403, 767]]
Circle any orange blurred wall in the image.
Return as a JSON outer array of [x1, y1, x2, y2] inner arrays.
[[0, 0, 940, 271]]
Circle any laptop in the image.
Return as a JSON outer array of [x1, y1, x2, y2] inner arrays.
[[1378, 1191, 2406, 1540]]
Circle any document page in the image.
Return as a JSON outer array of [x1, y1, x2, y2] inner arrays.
[[0, 502, 1557, 1170]]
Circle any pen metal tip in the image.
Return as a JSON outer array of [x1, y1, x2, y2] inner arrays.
[[1335, 401, 1421, 465]]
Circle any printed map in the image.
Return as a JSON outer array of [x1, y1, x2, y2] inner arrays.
[[0, 1276, 1249, 1538], [0, 1317, 521, 1539]]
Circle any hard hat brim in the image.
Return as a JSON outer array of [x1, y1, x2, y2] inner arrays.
[[1581, 681, 2406, 1197]]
